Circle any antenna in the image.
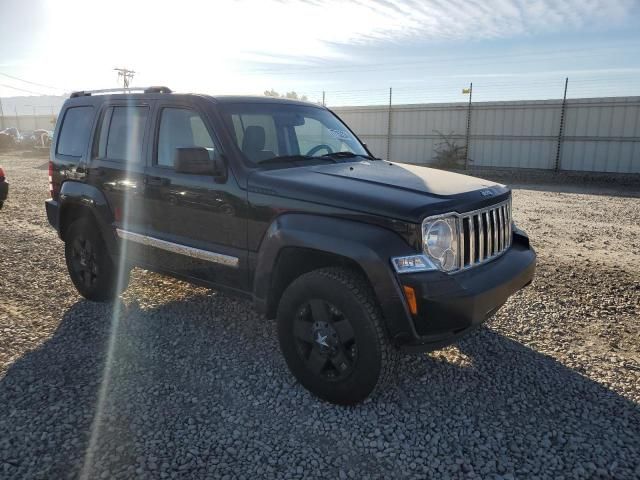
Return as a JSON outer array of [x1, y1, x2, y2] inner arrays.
[[114, 68, 135, 89]]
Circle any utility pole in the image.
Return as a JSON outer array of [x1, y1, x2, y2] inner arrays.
[[322, 91, 325, 106], [114, 67, 135, 88], [464, 82, 473, 170]]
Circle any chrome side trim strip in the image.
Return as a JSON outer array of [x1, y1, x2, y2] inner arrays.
[[116, 229, 240, 268]]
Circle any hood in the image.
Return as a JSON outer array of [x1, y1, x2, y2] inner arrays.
[[248, 160, 509, 223]]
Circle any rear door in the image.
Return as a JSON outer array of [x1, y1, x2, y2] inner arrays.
[[143, 101, 248, 292], [87, 102, 153, 263]]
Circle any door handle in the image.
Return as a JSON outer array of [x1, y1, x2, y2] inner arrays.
[[145, 176, 170, 186]]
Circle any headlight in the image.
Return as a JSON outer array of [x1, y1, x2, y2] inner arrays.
[[423, 216, 459, 272]]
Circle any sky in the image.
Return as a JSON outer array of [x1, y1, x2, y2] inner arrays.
[[1, 0, 640, 108]]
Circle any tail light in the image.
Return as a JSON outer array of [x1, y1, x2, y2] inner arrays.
[[0, 167, 5, 180], [48, 161, 59, 199]]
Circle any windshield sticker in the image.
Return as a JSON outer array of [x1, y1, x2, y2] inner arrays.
[[328, 129, 351, 140]]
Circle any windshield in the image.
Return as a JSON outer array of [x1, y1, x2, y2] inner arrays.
[[220, 103, 369, 165]]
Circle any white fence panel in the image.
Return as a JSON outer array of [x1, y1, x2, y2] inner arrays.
[[333, 96, 640, 173]]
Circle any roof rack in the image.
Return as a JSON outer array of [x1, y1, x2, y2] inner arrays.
[[70, 86, 172, 98]]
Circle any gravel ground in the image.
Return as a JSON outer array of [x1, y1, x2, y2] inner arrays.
[[1, 153, 639, 479]]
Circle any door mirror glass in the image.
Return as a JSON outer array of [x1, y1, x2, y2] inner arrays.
[[174, 147, 212, 174], [174, 147, 226, 177]]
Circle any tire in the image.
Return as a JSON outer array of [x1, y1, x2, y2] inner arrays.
[[277, 267, 398, 405], [64, 217, 129, 301]]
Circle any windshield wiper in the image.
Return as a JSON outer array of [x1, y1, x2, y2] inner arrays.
[[258, 155, 337, 166], [321, 151, 377, 160]]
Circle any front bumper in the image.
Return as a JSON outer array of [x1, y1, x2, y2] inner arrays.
[[396, 231, 536, 352]]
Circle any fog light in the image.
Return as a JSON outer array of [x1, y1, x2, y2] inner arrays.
[[391, 255, 436, 273]]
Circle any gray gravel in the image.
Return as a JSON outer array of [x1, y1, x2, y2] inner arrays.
[[1, 153, 639, 479]]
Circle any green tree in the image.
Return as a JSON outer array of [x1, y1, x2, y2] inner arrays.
[[264, 89, 308, 102]]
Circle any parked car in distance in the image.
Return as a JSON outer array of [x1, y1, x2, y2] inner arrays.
[[45, 87, 536, 405], [0, 128, 19, 150], [0, 166, 8, 209], [27, 129, 53, 147], [1, 127, 20, 139]]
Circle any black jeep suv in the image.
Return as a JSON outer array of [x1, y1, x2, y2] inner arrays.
[[45, 87, 535, 405]]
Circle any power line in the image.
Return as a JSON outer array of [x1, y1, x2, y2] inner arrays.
[[0, 71, 65, 91], [0, 82, 51, 96]]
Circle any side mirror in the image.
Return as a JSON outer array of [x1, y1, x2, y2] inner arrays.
[[174, 147, 226, 180], [175, 147, 210, 174]]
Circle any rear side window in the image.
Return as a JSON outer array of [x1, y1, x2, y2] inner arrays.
[[95, 106, 149, 163], [56, 106, 94, 157]]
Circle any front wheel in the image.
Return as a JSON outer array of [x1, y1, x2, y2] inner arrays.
[[277, 267, 398, 405], [64, 217, 129, 301]]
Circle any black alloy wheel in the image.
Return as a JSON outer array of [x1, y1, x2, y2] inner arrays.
[[64, 217, 129, 301], [277, 267, 399, 405], [293, 299, 357, 382], [69, 235, 99, 290]]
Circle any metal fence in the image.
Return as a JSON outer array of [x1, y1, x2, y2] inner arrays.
[[333, 96, 640, 173], [0, 114, 56, 132]]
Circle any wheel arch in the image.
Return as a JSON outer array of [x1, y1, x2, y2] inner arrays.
[[266, 246, 369, 318], [253, 214, 418, 344], [58, 181, 117, 259]]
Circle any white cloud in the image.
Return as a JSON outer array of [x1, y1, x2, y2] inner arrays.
[[43, 0, 636, 61], [14, 0, 634, 94]]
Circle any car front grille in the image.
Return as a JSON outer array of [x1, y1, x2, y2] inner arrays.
[[458, 198, 512, 270]]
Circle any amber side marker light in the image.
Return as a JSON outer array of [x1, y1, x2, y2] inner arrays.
[[402, 286, 418, 315]]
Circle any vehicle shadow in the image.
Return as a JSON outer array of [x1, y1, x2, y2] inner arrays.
[[1, 294, 638, 479]]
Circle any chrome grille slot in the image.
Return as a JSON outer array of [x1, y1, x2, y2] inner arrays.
[[458, 198, 512, 270]]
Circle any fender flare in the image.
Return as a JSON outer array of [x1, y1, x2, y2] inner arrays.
[[253, 213, 419, 343], [58, 181, 118, 259]]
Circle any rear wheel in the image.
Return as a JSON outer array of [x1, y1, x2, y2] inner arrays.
[[277, 267, 398, 405], [64, 217, 129, 301]]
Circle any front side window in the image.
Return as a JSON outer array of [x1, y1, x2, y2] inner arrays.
[[57, 106, 95, 157], [221, 103, 368, 165], [157, 108, 216, 167]]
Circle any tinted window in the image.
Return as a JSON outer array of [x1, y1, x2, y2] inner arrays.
[[57, 106, 94, 157], [230, 114, 279, 161], [221, 103, 367, 165], [98, 106, 148, 163], [294, 117, 352, 156], [157, 108, 216, 168]]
